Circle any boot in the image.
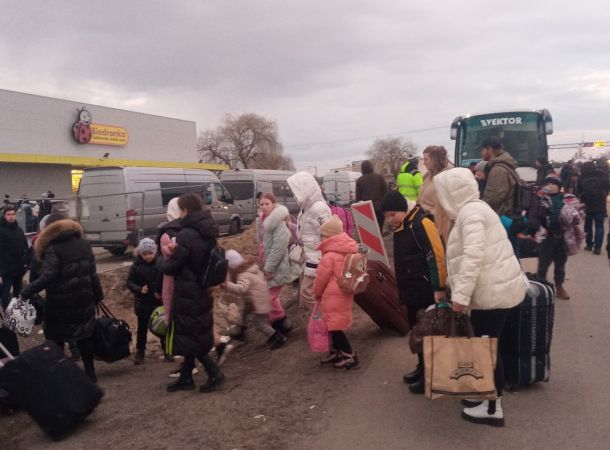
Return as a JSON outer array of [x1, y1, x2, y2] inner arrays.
[[403, 353, 424, 384], [556, 286, 570, 300], [228, 325, 246, 341], [268, 331, 288, 350], [199, 373, 225, 393], [271, 317, 293, 335], [593, 247, 602, 255], [408, 377, 425, 394], [167, 376, 195, 392], [320, 350, 341, 365], [134, 351, 145, 365], [164, 353, 175, 363], [333, 352, 360, 370], [462, 398, 505, 427]]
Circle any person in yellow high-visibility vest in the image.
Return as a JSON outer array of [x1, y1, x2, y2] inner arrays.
[[396, 158, 423, 201]]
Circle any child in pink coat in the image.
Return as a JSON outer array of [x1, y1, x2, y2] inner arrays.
[[313, 215, 360, 370]]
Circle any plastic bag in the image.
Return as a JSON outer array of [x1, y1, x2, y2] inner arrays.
[[4, 297, 36, 337], [307, 302, 329, 353]]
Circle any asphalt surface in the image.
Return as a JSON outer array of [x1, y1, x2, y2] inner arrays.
[[299, 251, 610, 450]]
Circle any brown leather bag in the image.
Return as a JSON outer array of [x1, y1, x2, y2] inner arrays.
[[409, 304, 474, 354]]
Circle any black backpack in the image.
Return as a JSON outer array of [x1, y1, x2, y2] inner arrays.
[[200, 245, 228, 288]]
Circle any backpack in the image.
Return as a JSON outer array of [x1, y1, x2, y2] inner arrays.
[[200, 245, 229, 288], [491, 161, 534, 233], [330, 205, 354, 236], [580, 176, 604, 203], [336, 252, 370, 294]]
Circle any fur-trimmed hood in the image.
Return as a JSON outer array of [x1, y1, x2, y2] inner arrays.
[[35, 219, 83, 259], [229, 256, 260, 283], [262, 204, 290, 232]]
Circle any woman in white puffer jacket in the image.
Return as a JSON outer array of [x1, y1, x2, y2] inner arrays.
[[434, 167, 528, 428]]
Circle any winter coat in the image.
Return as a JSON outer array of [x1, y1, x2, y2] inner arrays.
[[157, 219, 182, 324], [417, 169, 452, 245], [434, 168, 528, 311], [397, 161, 424, 201], [287, 172, 331, 277], [356, 168, 387, 211], [127, 253, 162, 312], [225, 261, 272, 315], [393, 205, 447, 307], [20, 220, 103, 341], [161, 210, 218, 357], [577, 166, 610, 213], [482, 150, 518, 216], [260, 205, 299, 288], [312, 233, 359, 331], [0, 217, 28, 277]]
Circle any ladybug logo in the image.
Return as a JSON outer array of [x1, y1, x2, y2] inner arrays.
[[72, 107, 93, 144]]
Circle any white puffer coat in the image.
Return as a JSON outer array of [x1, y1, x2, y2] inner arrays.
[[287, 172, 331, 277], [433, 168, 527, 310]]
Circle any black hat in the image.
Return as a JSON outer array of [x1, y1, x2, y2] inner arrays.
[[478, 137, 503, 151], [544, 174, 562, 187], [381, 191, 408, 212]]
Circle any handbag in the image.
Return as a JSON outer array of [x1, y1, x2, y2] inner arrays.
[[93, 302, 132, 363], [307, 302, 329, 353], [288, 244, 303, 264], [424, 314, 498, 400], [409, 302, 453, 354], [3, 297, 36, 337]]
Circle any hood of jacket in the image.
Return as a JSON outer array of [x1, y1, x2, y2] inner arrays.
[[316, 233, 359, 254], [230, 257, 260, 282], [433, 168, 480, 220], [181, 209, 219, 240], [287, 172, 324, 210], [35, 219, 83, 259], [489, 150, 517, 170], [262, 204, 290, 232]]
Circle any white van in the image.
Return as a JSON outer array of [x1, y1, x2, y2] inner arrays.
[[78, 167, 242, 255], [220, 169, 298, 223], [322, 171, 361, 206]]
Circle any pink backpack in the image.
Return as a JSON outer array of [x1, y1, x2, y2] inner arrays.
[[329, 205, 354, 237]]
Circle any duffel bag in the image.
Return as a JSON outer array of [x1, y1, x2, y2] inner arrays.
[[93, 303, 132, 363]]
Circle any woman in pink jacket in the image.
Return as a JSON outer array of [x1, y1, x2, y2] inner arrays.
[[313, 215, 360, 370]]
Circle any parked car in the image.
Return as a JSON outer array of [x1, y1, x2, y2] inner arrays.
[[322, 170, 361, 206], [77, 167, 242, 256], [220, 169, 298, 223]]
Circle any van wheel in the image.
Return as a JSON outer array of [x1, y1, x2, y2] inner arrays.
[[108, 246, 127, 256], [229, 218, 241, 235]]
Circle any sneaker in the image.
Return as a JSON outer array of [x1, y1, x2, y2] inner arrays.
[[134, 351, 145, 366], [408, 377, 425, 394], [584, 246, 593, 251], [167, 377, 195, 393], [199, 373, 225, 393], [403, 366, 423, 385], [320, 351, 341, 365], [169, 365, 199, 378], [593, 247, 602, 255], [556, 286, 570, 300], [268, 331, 288, 350], [462, 399, 505, 427], [333, 352, 360, 370], [215, 342, 235, 366]]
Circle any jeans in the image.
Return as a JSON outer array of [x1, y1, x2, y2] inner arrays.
[[1, 276, 23, 311], [470, 308, 511, 397], [584, 212, 605, 249], [537, 235, 567, 286]]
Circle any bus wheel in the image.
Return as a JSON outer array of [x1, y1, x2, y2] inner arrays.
[[229, 218, 241, 235]]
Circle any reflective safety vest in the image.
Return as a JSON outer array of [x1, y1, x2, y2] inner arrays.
[[397, 162, 423, 201]]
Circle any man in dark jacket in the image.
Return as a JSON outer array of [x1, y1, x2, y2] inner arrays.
[[480, 137, 518, 217], [535, 157, 556, 186], [162, 193, 224, 393], [578, 162, 610, 254], [20, 219, 103, 382], [0, 206, 28, 310], [356, 160, 388, 229]]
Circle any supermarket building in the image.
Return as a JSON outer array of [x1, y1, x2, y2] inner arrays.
[[0, 89, 223, 199]]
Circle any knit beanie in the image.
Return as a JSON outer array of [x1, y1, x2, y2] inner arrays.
[[137, 238, 157, 254], [381, 191, 409, 212], [225, 249, 244, 269], [166, 198, 181, 222], [320, 215, 344, 237]]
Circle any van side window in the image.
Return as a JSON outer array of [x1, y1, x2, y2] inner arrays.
[[159, 182, 188, 206], [272, 180, 293, 199], [223, 181, 254, 200], [213, 183, 232, 203]]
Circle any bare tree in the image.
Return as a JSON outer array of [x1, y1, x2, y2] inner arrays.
[[366, 137, 417, 178], [198, 113, 292, 169]]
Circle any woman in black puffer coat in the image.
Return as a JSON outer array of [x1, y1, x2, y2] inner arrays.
[[162, 193, 224, 393], [20, 219, 103, 382]]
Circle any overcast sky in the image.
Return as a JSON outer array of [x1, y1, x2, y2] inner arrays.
[[2, 0, 609, 173]]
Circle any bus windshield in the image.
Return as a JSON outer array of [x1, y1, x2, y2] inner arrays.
[[457, 112, 548, 168]]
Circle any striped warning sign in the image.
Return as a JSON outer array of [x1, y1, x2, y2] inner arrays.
[[350, 201, 389, 268]]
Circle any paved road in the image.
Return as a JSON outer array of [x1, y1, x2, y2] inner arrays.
[[300, 251, 610, 450]]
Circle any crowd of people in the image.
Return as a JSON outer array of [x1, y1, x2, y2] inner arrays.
[[1, 142, 609, 429]]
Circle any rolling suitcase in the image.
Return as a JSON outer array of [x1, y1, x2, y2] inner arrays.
[[500, 280, 555, 387], [354, 261, 409, 336], [0, 341, 103, 440]]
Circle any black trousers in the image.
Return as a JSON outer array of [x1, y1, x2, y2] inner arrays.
[[330, 331, 353, 354], [537, 235, 567, 286], [1, 276, 23, 311], [469, 308, 511, 397], [55, 338, 95, 377], [135, 305, 164, 353], [181, 351, 221, 381]]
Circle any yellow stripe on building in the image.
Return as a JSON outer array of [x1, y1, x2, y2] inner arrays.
[[0, 152, 228, 171]]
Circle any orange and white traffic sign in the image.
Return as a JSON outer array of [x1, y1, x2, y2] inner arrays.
[[350, 201, 389, 268]]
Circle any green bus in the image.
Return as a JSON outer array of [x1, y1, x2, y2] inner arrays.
[[450, 109, 553, 182]]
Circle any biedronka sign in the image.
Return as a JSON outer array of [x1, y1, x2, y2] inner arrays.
[[72, 107, 128, 146]]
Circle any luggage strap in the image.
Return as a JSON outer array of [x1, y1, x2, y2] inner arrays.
[[97, 302, 117, 319]]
